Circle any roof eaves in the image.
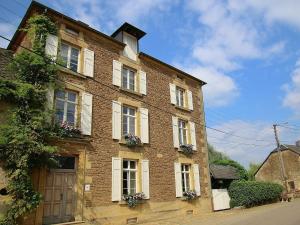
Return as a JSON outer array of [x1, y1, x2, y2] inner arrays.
[[139, 52, 207, 86], [8, 1, 125, 50]]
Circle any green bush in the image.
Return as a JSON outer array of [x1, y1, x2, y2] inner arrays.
[[228, 180, 283, 208]]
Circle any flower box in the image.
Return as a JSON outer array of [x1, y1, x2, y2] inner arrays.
[[122, 192, 146, 208], [182, 190, 198, 201], [56, 122, 82, 138], [180, 144, 194, 155], [123, 134, 142, 147]]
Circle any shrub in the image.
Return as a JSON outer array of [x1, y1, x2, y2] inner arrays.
[[228, 180, 283, 208]]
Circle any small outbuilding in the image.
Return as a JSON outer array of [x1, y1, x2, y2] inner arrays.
[[210, 164, 240, 211]]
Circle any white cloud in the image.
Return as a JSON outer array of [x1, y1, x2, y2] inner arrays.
[[282, 59, 300, 117], [185, 66, 239, 107], [207, 120, 300, 167], [0, 22, 15, 48]]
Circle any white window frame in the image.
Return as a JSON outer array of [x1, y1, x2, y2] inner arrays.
[[122, 105, 136, 136], [60, 42, 80, 72], [178, 119, 188, 145], [55, 90, 78, 126], [176, 87, 185, 107], [122, 159, 137, 195], [181, 164, 191, 193], [122, 67, 136, 91]]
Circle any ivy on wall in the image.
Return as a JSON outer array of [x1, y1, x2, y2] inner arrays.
[[0, 15, 59, 225]]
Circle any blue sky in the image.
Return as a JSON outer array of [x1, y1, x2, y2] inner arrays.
[[1, 0, 300, 167]]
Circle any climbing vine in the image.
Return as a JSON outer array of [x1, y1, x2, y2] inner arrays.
[[0, 15, 59, 225]]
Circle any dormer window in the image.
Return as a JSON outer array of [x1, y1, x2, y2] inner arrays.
[[65, 26, 79, 36], [123, 32, 137, 61]]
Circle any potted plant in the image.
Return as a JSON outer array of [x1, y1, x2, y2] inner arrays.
[[122, 192, 146, 208], [183, 190, 197, 201], [180, 144, 194, 155], [124, 134, 142, 147]]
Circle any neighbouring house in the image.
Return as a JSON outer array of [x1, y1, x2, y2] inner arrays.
[[255, 142, 300, 193], [210, 164, 239, 211], [3, 1, 212, 224]]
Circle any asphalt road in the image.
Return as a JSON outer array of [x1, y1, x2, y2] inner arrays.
[[143, 199, 300, 225]]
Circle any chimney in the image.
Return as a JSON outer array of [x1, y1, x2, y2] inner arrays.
[[296, 140, 300, 147]]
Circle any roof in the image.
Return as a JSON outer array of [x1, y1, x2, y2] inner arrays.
[[111, 22, 146, 40], [210, 164, 240, 180], [7, 1, 206, 85], [0, 48, 14, 79], [254, 144, 300, 176]]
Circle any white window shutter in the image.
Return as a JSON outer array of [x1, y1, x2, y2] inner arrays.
[[187, 90, 193, 110], [189, 121, 197, 150], [112, 157, 122, 201], [112, 60, 122, 87], [45, 34, 58, 59], [142, 160, 150, 199], [172, 116, 179, 148], [140, 108, 149, 143], [83, 48, 94, 77], [193, 164, 201, 196], [46, 88, 54, 110], [139, 70, 147, 95], [123, 33, 137, 61], [170, 83, 176, 104], [112, 101, 122, 140], [81, 93, 93, 135], [174, 162, 183, 197]]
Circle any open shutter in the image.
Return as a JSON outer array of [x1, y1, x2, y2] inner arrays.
[[81, 93, 93, 135], [46, 88, 54, 110], [142, 160, 150, 199], [112, 101, 122, 140], [139, 71, 147, 95], [45, 34, 58, 59], [83, 48, 94, 77], [113, 60, 122, 87], [140, 108, 149, 143], [193, 164, 201, 196], [170, 83, 176, 104], [189, 121, 197, 150], [112, 157, 122, 201], [187, 90, 193, 110], [174, 162, 183, 197], [172, 116, 179, 148]]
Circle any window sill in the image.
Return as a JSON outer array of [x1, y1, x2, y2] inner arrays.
[[58, 66, 86, 79], [175, 105, 191, 112], [120, 87, 143, 97], [118, 199, 147, 205]]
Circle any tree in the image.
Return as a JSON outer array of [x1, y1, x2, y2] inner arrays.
[[0, 15, 59, 225], [248, 162, 261, 181], [207, 143, 229, 163]]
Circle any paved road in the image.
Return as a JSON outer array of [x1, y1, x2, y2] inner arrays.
[[143, 199, 300, 225]]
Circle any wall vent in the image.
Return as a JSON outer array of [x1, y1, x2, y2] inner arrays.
[[127, 217, 138, 224]]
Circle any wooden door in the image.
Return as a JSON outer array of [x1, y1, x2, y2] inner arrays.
[[42, 157, 76, 225], [212, 189, 231, 211]]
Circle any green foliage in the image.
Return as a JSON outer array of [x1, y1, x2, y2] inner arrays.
[[0, 14, 59, 225], [208, 144, 229, 163], [213, 159, 249, 180], [248, 162, 261, 181], [228, 180, 283, 208]]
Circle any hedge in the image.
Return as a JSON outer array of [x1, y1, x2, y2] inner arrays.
[[228, 180, 283, 208]]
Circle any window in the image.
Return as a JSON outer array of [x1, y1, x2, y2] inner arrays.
[[65, 27, 79, 36], [60, 43, 80, 72], [176, 87, 185, 107], [122, 67, 136, 91], [55, 90, 77, 126], [178, 119, 188, 145], [123, 160, 137, 195], [181, 164, 190, 192], [122, 106, 136, 136]]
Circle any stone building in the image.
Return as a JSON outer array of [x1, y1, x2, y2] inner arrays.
[[4, 1, 212, 224], [255, 142, 300, 193]]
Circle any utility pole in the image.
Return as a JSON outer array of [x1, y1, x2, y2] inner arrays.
[[273, 124, 288, 191]]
